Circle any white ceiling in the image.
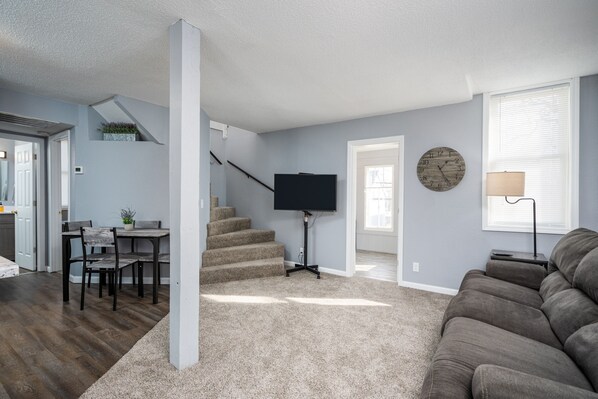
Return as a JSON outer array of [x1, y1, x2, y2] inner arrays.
[[1, 0, 598, 133]]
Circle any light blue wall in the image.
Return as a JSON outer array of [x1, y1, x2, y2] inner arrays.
[[0, 88, 211, 278], [210, 129, 227, 204], [579, 75, 598, 230], [225, 75, 598, 290]]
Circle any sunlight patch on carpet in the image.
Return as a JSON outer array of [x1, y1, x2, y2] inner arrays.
[[286, 297, 391, 306]]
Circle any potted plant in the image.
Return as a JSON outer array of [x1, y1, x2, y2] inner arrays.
[[100, 122, 140, 141], [121, 207, 136, 230]]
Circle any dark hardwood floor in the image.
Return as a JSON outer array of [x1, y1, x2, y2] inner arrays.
[[0, 272, 169, 398]]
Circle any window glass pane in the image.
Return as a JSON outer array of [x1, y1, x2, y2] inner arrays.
[[365, 165, 393, 230], [486, 83, 571, 231]]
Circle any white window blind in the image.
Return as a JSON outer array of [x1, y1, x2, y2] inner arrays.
[[485, 82, 575, 233], [364, 165, 393, 231]]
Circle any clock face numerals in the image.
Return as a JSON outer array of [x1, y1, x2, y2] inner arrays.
[[417, 146, 466, 192]]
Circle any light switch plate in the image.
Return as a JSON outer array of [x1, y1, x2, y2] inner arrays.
[[74, 166, 83, 174]]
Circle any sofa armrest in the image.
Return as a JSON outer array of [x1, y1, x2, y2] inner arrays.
[[485, 260, 547, 290], [473, 365, 598, 399]]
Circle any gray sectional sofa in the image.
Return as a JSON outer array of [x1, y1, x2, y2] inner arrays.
[[421, 228, 598, 398]]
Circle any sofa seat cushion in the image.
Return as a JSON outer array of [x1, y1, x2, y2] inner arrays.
[[540, 270, 572, 302], [442, 290, 562, 348], [549, 228, 598, 282], [472, 365, 598, 399], [460, 271, 543, 308], [541, 288, 598, 344], [420, 317, 593, 399]]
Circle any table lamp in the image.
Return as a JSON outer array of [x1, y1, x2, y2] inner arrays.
[[486, 171, 537, 257]]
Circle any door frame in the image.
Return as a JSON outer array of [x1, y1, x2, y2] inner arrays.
[[346, 135, 405, 284], [48, 130, 69, 273], [0, 130, 47, 272]]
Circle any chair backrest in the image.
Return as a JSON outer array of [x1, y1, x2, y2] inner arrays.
[[81, 227, 115, 247], [133, 220, 161, 229], [63, 220, 92, 232], [81, 227, 120, 265]]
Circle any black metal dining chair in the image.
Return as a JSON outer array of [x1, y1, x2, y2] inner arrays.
[[63, 220, 107, 288], [80, 227, 138, 311]]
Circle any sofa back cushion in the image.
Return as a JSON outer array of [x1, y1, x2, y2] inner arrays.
[[548, 228, 598, 283], [573, 247, 598, 303], [539, 271, 571, 302], [564, 322, 598, 391], [541, 289, 598, 344]]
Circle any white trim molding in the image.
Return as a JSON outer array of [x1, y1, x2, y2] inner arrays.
[[399, 281, 457, 296], [346, 136, 405, 284]]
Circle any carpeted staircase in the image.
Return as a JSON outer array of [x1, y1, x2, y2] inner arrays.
[[200, 196, 285, 284]]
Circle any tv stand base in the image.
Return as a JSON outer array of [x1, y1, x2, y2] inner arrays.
[[286, 263, 320, 279]]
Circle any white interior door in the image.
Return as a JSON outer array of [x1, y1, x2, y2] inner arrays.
[[15, 142, 36, 270]]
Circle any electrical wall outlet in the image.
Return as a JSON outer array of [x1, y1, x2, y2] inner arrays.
[[299, 247, 304, 256], [413, 262, 420, 272]]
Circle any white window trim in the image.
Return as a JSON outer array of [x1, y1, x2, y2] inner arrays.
[[482, 78, 580, 235], [364, 164, 394, 232]]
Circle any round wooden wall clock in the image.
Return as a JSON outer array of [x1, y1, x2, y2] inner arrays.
[[417, 146, 466, 192]]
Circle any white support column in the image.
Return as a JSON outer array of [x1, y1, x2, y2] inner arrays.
[[169, 19, 201, 370]]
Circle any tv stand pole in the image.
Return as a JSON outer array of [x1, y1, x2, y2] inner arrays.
[[286, 211, 321, 279]]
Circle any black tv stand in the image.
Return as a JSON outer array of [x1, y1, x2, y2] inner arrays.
[[286, 211, 320, 279]]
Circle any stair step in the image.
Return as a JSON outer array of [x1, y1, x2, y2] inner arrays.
[[210, 196, 219, 209], [200, 257, 285, 285], [210, 206, 235, 222], [207, 229, 275, 250], [202, 242, 284, 267], [207, 217, 251, 236]]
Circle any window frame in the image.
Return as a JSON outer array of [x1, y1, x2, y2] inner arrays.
[[482, 78, 580, 235], [364, 164, 394, 232]]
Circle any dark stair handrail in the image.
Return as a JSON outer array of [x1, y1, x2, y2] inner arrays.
[[210, 151, 223, 165], [227, 160, 274, 192]]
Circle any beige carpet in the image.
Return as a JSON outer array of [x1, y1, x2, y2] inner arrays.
[[82, 273, 451, 399]]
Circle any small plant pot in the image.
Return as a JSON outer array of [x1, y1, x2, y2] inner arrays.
[[124, 223, 134, 231]]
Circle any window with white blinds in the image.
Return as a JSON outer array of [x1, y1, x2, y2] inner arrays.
[[483, 80, 579, 233], [364, 165, 393, 231]]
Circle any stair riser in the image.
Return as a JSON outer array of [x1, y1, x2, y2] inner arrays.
[[203, 245, 284, 267], [200, 262, 284, 285], [210, 207, 235, 222], [210, 196, 218, 209], [207, 230, 275, 250], [207, 218, 251, 236]]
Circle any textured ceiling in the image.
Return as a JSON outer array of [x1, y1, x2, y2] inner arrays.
[[1, 0, 598, 133]]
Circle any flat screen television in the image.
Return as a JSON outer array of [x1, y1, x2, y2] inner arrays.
[[274, 174, 337, 211]]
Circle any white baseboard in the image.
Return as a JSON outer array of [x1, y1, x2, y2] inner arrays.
[[284, 260, 349, 277], [399, 280, 457, 296], [69, 274, 170, 285]]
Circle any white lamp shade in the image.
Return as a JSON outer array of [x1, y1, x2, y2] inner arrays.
[[486, 172, 525, 196]]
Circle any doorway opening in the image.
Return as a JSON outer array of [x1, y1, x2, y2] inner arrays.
[[346, 136, 404, 283], [0, 134, 42, 273]]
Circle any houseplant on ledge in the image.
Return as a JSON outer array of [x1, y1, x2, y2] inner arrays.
[[100, 122, 140, 141], [121, 207, 136, 231]]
